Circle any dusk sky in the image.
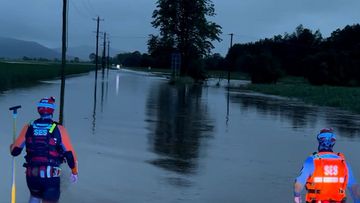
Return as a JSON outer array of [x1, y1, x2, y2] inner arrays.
[[0, 0, 359, 56]]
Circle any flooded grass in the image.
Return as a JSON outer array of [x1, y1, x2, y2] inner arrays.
[[0, 61, 94, 91], [206, 70, 248, 80], [241, 77, 360, 113]]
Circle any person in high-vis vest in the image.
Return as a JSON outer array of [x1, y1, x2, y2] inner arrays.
[[294, 128, 360, 203], [10, 97, 78, 203]]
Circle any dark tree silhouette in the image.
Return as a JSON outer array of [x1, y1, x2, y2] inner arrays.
[[149, 0, 222, 80], [226, 24, 360, 86]]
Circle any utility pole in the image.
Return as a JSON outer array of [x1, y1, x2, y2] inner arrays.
[[102, 32, 106, 75], [93, 16, 103, 81], [59, 0, 67, 125], [107, 39, 110, 69], [228, 33, 234, 85]]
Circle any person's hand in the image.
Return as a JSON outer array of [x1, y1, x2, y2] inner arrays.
[[294, 196, 302, 203], [70, 173, 78, 183]]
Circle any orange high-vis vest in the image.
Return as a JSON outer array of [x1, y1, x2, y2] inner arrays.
[[305, 152, 348, 202]]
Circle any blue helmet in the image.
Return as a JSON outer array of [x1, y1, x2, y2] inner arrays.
[[317, 128, 336, 152]]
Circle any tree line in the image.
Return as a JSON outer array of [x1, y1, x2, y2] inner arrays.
[[226, 24, 360, 86], [111, 23, 360, 87], [95, 0, 360, 87]]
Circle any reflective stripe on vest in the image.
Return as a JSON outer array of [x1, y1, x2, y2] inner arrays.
[[313, 177, 345, 183]]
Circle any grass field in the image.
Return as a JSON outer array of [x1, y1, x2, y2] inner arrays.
[[240, 77, 360, 113], [0, 61, 94, 91]]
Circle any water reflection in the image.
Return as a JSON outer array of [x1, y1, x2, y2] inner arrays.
[[146, 83, 214, 175], [115, 73, 120, 95], [100, 72, 105, 113], [92, 74, 98, 134], [226, 86, 230, 128], [230, 92, 318, 129], [324, 112, 360, 138], [92, 71, 110, 134], [229, 91, 360, 138]]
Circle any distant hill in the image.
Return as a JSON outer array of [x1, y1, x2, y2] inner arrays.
[[0, 37, 61, 59], [53, 45, 124, 61]]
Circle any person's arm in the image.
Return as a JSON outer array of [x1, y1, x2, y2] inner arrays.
[[294, 156, 314, 202], [346, 163, 360, 202], [58, 125, 78, 175], [10, 125, 28, 156]]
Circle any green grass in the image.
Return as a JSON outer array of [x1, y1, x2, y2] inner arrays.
[[0, 61, 94, 91], [241, 77, 360, 113]]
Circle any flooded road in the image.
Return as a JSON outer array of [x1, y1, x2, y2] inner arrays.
[[1, 69, 360, 203]]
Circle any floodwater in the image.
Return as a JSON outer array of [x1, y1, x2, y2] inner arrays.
[[1, 69, 360, 203]]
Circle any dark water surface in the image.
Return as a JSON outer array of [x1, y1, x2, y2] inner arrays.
[[1, 69, 360, 203]]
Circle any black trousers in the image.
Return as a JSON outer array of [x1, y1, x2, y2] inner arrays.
[[26, 176, 61, 202]]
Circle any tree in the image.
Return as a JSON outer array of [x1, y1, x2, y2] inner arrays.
[[74, 57, 80, 63], [204, 53, 225, 71], [150, 0, 222, 79], [89, 53, 96, 63], [115, 51, 147, 67]]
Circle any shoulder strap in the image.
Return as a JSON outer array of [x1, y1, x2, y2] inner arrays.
[[335, 152, 346, 160], [49, 123, 57, 134], [312, 152, 321, 159]]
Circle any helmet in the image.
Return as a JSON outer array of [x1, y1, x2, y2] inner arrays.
[[317, 128, 336, 152], [37, 96, 56, 116]]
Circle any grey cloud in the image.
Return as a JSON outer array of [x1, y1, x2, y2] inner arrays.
[[0, 0, 359, 56]]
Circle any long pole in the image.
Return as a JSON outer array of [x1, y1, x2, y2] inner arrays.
[[11, 113, 17, 203], [59, 0, 67, 125], [107, 39, 110, 77], [228, 33, 234, 85], [9, 105, 21, 203], [107, 40, 110, 69], [102, 32, 106, 75], [94, 16, 100, 81]]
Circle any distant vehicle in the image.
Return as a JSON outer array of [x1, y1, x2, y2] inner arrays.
[[110, 64, 121, 70]]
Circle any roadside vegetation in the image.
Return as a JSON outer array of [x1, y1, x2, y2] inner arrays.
[[240, 77, 360, 113], [0, 61, 93, 91], [109, 24, 360, 86]]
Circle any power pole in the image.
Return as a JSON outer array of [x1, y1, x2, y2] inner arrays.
[[93, 16, 103, 81], [102, 32, 106, 75], [228, 33, 234, 85], [59, 0, 67, 125], [107, 39, 110, 69]]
